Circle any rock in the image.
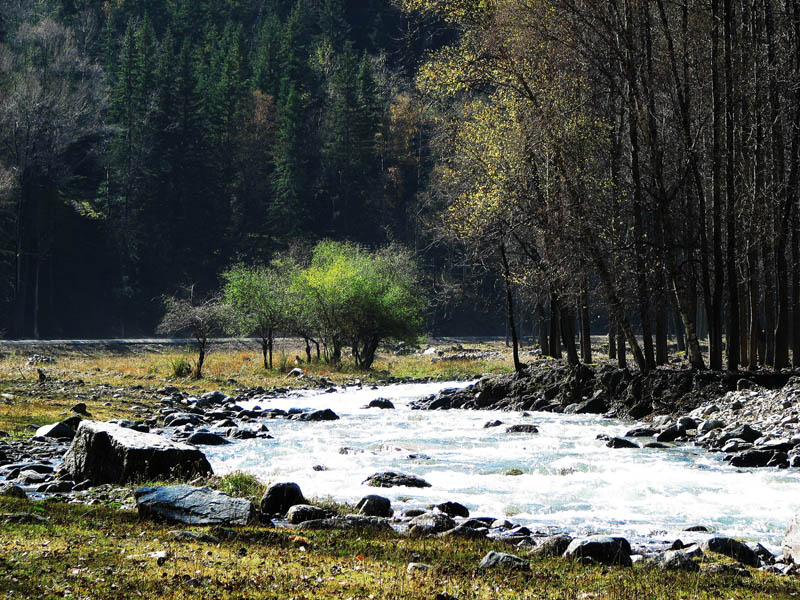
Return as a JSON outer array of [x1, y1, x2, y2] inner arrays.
[[409, 512, 455, 535], [186, 432, 230, 446], [606, 437, 639, 449], [483, 420, 503, 428], [296, 515, 392, 532], [0, 483, 27, 499], [440, 524, 487, 539], [563, 392, 607, 415], [0, 512, 49, 524], [356, 495, 392, 517], [260, 482, 305, 516], [286, 504, 330, 524], [299, 409, 339, 422], [164, 413, 202, 427], [34, 416, 82, 440], [287, 368, 303, 377], [134, 485, 256, 526], [728, 449, 774, 468], [363, 471, 431, 488], [61, 421, 212, 485], [365, 398, 395, 409], [71, 403, 89, 415], [532, 534, 573, 557], [434, 501, 469, 518], [563, 536, 633, 567], [505, 424, 539, 434], [655, 550, 699, 572], [406, 562, 433, 574], [624, 427, 658, 437], [701, 536, 760, 567], [36, 480, 73, 493], [702, 563, 752, 578], [478, 551, 529, 571], [656, 425, 685, 443], [722, 424, 762, 444], [169, 530, 220, 544], [783, 506, 800, 563], [699, 419, 725, 434]]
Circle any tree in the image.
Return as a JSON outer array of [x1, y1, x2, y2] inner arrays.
[[299, 240, 425, 369], [222, 262, 293, 369], [156, 288, 228, 378]]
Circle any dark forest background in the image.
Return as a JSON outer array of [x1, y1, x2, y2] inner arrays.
[[0, 0, 497, 338]]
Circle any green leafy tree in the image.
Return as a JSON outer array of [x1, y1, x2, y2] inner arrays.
[[222, 262, 293, 369]]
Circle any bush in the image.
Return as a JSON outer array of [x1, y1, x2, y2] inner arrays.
[[167, 355, 192, 378], [211, 471, 266, 503]]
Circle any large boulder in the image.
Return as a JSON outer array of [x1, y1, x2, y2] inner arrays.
[[563, 535, 632, 567], [785, 507, 800, 564], [61, 421, 212, 484], [702, 536, 760, 567], [260, 482, 305, 516], [356, 494, 392, 517], [435, 501, 469, 518], [409, 512, 455, 535], [134, 485, 256, 525], [363, 471, 431, 488], [298, 409, 339, 422]]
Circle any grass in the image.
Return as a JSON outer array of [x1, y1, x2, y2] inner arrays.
[[0, 339, 514, 437], [0, 496, 798, 600]]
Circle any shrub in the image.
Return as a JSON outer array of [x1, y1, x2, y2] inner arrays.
[[167, 355, 192, 378]]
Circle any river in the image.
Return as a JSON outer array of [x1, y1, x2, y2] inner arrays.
[[204, 381, 800, 552]]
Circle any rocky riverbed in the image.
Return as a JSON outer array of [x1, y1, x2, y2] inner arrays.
[[4, 368, 800, 578]]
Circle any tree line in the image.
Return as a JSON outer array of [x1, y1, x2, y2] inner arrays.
[[157, 240, 425, 377], [404, 0, 800, 373]]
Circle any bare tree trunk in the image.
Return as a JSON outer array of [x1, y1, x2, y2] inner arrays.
[[538, 303, 549, 353], [561, 304, 580, 366], [609, 321, 617, 360], [549, 292, 562, 359], [580, 281, 592, 364], [617, 323, 626, 369], [724, 0, 740, 372], [763, 241, 776, 366], [674, 309, 686, 353], [499, 243, 523, 373]]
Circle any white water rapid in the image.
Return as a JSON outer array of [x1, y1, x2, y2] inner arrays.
[[204, 381, 800, 551]]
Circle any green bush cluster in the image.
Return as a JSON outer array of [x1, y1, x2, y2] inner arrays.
[[223, 241, 426, 371]]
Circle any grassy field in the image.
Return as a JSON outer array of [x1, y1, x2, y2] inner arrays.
[[0, 339, 513, 438], [1, 493, 799, 600]]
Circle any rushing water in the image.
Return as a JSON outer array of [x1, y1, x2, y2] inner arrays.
[[205, 381, 800, 551]]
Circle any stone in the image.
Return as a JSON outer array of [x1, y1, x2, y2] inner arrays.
[[478, 551, 529, 571], [439, 524, 487, 539], [34, 416, 82, 440], [728, 449, 774, 468], [699, 419, 725, 434], [532, 534, 573, 557], [134, 485, 256, 526], [363, 471, 431, 488], [287, 368, 304, 377], [0, 483, 27, 499], [356, 494, 392, 517], [505, 424, 539, 434], [164, 413, 202, 427], [702, 536, 760, 567], [286, 504, 330, 524], [656, 425, 685, 443], [71, 403, 89, 415], [298, 409, 339, 421], [409, 512, 455, 535], [260, 482, 305, 515], [406, 562, 433, 574], [624, 427, 658, 437], [296, 515, 392, 532], [563, 535, 633, 567], [365, 398, 395, 409], [61, 421, 212, 485], [783, 506, 800, 563], [169, 530, 220, 544], [655, 550, 699, 572], [186, 432, 230, 446], [483, 420, 503, 428], [722, 424, 762, 444], [434, 501, 469, 518], [563, 392, 607, 415], [606, 437, 639, 449]]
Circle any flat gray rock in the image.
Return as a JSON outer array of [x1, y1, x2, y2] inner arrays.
[[62, 421, 212, 484], [363, 471, 431, 488], [134, 485, 256, 525], [478, 551, 529, 571]]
